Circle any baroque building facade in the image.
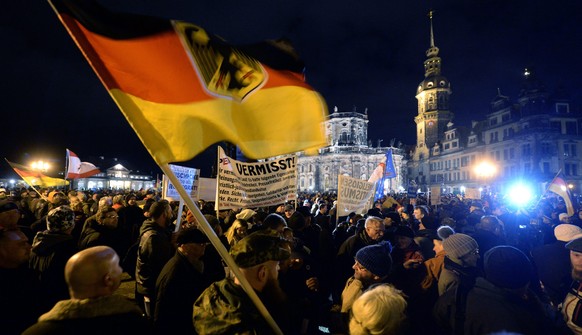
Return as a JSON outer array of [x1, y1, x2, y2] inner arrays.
[[408, 14, 582, 196], [296, 107, 406, 193]]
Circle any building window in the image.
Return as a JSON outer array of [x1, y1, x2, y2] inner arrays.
[[489, 132, 498, 143], [502, 113, 510, 122], [566, 121, 577, 135], [444, 143, 450, 150], [565, 163, 578, 176], [490, 118, 498, 126], [564, 143, 577, 157], [556, 103, 570, 114]]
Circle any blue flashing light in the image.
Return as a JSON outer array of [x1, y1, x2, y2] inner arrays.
[[507, 183, 534, 207]]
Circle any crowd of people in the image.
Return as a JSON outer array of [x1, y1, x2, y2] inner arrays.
[[1, 186, 582, 334]]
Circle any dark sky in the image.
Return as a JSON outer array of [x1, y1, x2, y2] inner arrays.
[[2, 0, 581, 179]]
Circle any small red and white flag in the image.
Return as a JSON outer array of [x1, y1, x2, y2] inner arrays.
[[66, 149, 100, 179]]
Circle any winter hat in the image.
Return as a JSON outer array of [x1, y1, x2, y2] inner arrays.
[[484, 246, 532, 289], [236, 209, 256, 221], [554, 224, 582, 242], [355, 241, 393, 278], [566, 237, 582, 253], [46, 206, 75, 233], [437, 225, 455, 240], [393, 225, 415, 239], [442, 233, 478, 259], [125, 193, 137, 203]]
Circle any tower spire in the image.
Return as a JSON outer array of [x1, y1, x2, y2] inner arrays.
[[429, 10, 435, 48], [425, 10, 439, 58]]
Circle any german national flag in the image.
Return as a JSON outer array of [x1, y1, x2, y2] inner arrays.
[[49, 0, 327, 165], [6, 160, 69, 188]]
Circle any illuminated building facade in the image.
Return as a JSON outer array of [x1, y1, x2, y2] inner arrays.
[[408, 14, 582, 196], [297, 106, 407, 193]]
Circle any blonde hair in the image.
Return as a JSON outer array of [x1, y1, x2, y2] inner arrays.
[[225, 219, 248, 246], [349, 284, 407, 335]]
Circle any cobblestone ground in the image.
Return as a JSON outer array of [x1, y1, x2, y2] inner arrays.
[[118, 272, 135, 301]]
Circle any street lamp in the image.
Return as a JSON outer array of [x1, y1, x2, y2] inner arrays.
[[31, 160, 50, 173], [474, 161, 497, 196], [474, 161, 496, 179]]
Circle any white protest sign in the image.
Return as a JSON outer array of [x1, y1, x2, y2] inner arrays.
[[163, 164, 200, 201], [217, 147, 297, 209], [198, 177, 217, 201], [337, 175, 376, 216], [464, 187, 481, 200]]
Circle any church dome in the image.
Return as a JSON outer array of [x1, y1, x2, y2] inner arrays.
[[417, 74, 450, 94]]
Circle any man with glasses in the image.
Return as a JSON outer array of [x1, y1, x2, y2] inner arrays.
[[334, 216, 385, 303], [79, 205, 125, 257], [330, 241, 393, 334]]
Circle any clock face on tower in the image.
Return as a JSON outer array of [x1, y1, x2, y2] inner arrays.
[[428, 121, 434, 127]]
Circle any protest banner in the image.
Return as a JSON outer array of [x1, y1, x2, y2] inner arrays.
[[163, 164, 200, 201], [337, 175, 376, 216], [217, 147, 297, 209], [464, 187, 481, 200]]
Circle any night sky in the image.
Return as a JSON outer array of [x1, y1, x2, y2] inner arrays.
[[2, 0, 581, 180]]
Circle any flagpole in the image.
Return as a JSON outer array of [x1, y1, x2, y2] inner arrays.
[[159, 163, 283, 335], [215, 146, 220, 219], [64, 149, 71, 191]]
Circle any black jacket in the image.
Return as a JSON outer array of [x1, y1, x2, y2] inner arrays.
[[135, 220, 174, 296], [29, 231, 78, 312], [154, 250, 209, 334]]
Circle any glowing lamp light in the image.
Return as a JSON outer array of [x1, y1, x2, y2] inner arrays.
[[507, 183, 533, 207], [460, 186, 466, 193], [31, 160, 50, 172], [474, 162, 496, 178]]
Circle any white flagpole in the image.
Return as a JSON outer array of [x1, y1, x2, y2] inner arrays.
[[159, 163, 283, 335]]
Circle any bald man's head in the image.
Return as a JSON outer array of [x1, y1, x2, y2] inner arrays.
[[65, 246, 123, 299]]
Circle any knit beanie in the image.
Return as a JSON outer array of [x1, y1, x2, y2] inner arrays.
[[355, 241, 393, 278], [484, 246, 532, 289], [442, 233, 478, 259], [46, 205, 75, 233], [554, 224, 582, 242]]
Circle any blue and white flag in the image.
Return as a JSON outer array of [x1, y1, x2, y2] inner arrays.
[[384, 148, 397, 179]]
